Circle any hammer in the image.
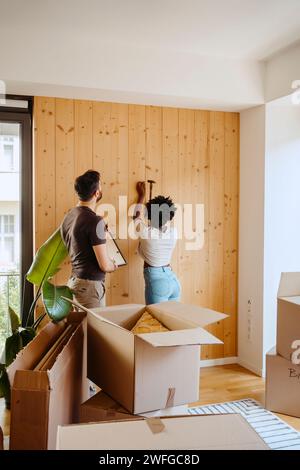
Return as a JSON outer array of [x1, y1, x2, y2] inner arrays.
[[147, 179, 156, 200]]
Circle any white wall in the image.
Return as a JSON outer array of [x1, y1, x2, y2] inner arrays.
[[265, 42, 300, 103], [239, 105, 266, 376], [264, 98, 300, 359]]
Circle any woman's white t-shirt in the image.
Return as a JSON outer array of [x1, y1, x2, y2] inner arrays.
[[134, 217, 177, 267]]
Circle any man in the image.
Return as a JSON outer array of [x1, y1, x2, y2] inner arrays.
[[61, 170, 117, 308]]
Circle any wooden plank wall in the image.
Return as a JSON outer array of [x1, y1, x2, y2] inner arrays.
[[34, 97, 239, 359]]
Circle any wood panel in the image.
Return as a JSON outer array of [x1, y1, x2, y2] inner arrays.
[[194, 110, 210, 359], [54, 98, 75, 284], [34, 97, 239, 359], [74, 100, 93, 175], [34, 97, 56, 249], [145, 106, 162, 198], [178, 109, 194, 303], [108, 103, 129, 304], [162, 108, 179, 275], [208, 112, 225, 359], [92, 102, 113, 302], [128, 105, 146, 304], [223, 113, 239, 357]]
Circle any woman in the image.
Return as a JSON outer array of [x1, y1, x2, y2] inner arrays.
[[133, 181, 181, 305]]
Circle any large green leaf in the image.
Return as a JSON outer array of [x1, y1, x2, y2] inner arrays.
[[5, 327, 36, 366], [42, 281, 73, 322], [8, 306, 21, 334], [0, 326, 35, 406], [26, 228, 68, 286], [5, 333, 22, 366]]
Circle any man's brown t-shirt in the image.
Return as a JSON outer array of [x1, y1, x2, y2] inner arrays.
[[61, 206, 106, 281]]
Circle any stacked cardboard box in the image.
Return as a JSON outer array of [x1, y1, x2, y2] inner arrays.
[[7, 298, 268, 450], [7, 312, 87, 450], [266, 272, 300, 417], [60, 300, 264, 450]]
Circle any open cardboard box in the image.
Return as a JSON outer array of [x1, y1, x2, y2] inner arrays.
[[80, 390, 189, 423], [7, 312, 86, 450], [266, 346, 300, 418], [277, 272, 300, 360], [68, 299, 227, 414], [57, 413, 268, 450]]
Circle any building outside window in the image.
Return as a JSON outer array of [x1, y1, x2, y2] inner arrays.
[[0, 215, 16, 266]]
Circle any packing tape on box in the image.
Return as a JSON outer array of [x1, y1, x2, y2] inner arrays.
[[146, 418, 165, 434], [165, 387, 176, 408]]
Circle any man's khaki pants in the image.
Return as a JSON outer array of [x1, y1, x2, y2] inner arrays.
[[67, 276, 106, 309], [67, 275, 105, 398]]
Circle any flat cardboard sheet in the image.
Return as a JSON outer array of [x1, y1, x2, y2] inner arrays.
[[149, 301, 228, 328], [138, 327, 223, 348], [57, 414, 268, 450]]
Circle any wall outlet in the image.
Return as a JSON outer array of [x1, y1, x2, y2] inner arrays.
[[247, 299, 252, 342]]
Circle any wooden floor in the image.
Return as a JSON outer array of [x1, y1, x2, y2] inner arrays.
[[190, 364, 300, 432], [1, 364, 300, 442]]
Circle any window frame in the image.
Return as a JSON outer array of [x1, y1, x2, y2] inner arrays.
[[0, 98, 33, 326]]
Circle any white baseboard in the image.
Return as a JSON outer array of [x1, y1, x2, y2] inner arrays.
[[199, 356, 265, 378], [237, 358, 264, 377], [200, 356, 238, 368]]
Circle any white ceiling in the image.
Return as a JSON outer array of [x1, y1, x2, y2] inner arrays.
[[1, 0, 300, 109], [1, 0, 300, 60]]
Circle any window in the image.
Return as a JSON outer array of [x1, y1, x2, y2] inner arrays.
[[0, 134, 16, 172], [3, 144, 14, 170], [0, 214, 15, 264]]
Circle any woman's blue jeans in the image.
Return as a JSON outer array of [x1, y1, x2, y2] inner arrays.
[[144, 266, 181, 305]]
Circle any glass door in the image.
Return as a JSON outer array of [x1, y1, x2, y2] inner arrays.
[[0, 122, 21, 350], [0, 97, 33, 350]]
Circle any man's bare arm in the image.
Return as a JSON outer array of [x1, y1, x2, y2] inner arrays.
[[93, 244, 117, 273]]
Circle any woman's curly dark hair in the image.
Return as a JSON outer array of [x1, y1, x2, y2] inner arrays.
[[146, 195, 176, 229]]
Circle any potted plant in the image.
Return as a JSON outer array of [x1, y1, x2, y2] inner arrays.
[[0, 228, 73, 408]]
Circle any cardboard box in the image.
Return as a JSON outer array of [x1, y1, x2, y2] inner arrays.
[[7, 312, 86, 450], [266, 346, 300, 418], [80, 390, 189, 423], [70, 300, 227, 414], [57, 414, 268, 450], [277, 272, 300, 361], [80, 390, 135, 423]]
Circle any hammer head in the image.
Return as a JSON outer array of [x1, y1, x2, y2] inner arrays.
[[147, 179, 156, 184]]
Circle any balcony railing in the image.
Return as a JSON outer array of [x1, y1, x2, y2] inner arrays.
[[0, 271, 20, 353]]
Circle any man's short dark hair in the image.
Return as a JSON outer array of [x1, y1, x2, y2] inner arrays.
[[146, 195, 176, 229], [74, 170, 100, 201]]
